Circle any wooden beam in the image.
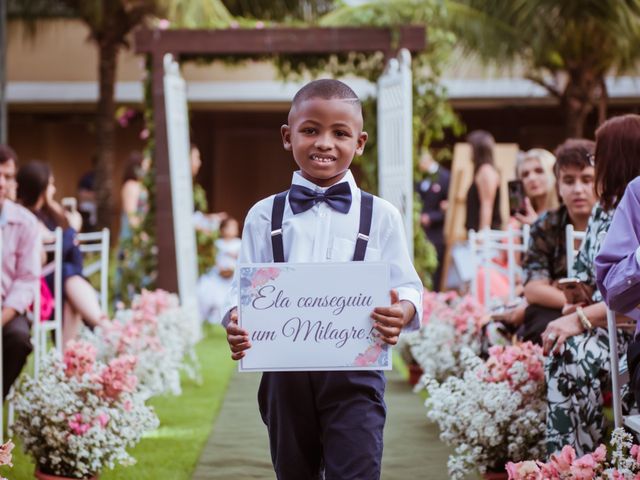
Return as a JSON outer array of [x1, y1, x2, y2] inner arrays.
[[135, 26, 425, 56], [150, 53, 179, 294]]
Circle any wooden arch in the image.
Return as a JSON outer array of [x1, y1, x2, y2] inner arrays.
[[134, 26, 426, 292]]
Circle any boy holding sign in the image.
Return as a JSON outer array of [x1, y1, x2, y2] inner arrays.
[[223, 79, 423, 479]]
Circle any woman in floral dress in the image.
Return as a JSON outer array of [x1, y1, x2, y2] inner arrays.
[[542, 114, 640, 456]]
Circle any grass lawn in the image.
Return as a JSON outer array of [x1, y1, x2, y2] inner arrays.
[[4, 325, 235, 480]]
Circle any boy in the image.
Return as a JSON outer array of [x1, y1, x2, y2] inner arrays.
[[223, 79, 423, 479]]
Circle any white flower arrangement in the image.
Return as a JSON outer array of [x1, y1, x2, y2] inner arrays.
[[402, 292, 486, 384], [84, 290, 201, 398], [425, 345, 547, 479], [9, 343, 159, 478]]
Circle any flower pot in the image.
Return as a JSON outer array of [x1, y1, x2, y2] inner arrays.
[[483, 469, 508, 480], [35, 468, 98, 480], [408, 364, 423, 386]]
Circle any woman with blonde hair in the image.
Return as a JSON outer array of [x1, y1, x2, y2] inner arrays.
[[514, 148, 559, 225]]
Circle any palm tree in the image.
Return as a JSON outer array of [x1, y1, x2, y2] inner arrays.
[[446, 0, 640, 137], [9, 0, 232, 228]]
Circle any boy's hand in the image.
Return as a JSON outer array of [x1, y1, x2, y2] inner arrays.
[[226, 308, 252, 361], [371, 289, 416, 345]]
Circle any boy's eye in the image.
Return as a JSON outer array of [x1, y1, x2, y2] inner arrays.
[[335, 130, 349, 137], [301, 127, 316, 134]]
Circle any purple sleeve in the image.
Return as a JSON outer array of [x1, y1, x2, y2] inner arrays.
[[595, 179, 640, 313]]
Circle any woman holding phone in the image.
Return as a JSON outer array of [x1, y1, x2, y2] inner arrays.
[[512, 148, 558, 225], [542, 114, 640, 456]]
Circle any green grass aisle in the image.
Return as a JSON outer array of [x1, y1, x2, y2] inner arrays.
[[7, 325, 235, 480]]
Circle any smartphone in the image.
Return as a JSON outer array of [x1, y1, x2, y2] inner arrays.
[[558, 277, 593, 305], [508, 180, 527, 216], [62, 197, 77, 214]]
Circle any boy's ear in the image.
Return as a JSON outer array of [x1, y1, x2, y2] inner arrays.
[[281, 124, 292, 151], [355, 131, 368, 156]]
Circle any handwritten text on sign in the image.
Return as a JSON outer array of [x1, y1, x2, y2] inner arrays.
[[238, 262, 391, 372]]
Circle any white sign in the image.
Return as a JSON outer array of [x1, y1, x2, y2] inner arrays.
[[163, 54, 198, 311], [377, 48, 414, 258], [238, 262, 391, 372]]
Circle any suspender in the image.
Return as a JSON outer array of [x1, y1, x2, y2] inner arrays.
[[270, 190, 288, 264], [353, 191, 373, 262], [270, 189, 373, 263]]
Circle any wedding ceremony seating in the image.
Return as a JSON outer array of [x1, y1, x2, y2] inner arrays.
[[469, 224, 530, 306]]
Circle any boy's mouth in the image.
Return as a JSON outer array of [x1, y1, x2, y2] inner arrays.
[[310, 154, 336, 163]]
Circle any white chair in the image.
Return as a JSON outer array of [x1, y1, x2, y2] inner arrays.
[[77, 228, 110, 311], [469, 225, 530, 306], [32, 227, 63, 376], [565, 224, 587, 278], [607, 306, 640, 431]]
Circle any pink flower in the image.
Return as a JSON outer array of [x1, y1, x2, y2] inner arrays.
[[251, 268, 280, 288], [505, 460, 541, 479], [158, 18, 170, 30], [68, 413, 91, 436], [592, 444, 606, 463], [123, 399, 133, 412], [536, 461, 559, 479], [569, 454, 596, 479], [230, 20, 239, 29], [95, 412, 110, 428], [139, 128, 150, 140], [0, 440, 14, 467], [353, 343, 383, 366], [64, 341, 97, 377], [255, 21, 265, 29], [549, 445, 576, 474], [98, 355, 138, 400]]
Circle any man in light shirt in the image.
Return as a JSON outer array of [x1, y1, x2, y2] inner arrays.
[[0, 145, 41, 398]]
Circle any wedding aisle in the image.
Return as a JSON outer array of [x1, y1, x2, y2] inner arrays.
[[193, 367, 453, 479]]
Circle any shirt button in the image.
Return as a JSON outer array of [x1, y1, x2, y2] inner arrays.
[[629, 279, 633, 285]]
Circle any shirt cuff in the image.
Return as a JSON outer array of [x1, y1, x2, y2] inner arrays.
[[636, 246, 640, 269], [397, 287, 423, 331]]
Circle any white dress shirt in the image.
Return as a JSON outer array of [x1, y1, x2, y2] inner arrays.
[[222, 170, 423, 328]]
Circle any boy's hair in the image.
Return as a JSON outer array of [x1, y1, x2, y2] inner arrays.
[[0, 144, 17, 165], [292, 79, 361, 109], [553, 138, 595, 179]]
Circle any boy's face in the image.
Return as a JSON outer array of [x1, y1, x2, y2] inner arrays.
[[281, 97, 368, 187], [557, 164, 596, 219]]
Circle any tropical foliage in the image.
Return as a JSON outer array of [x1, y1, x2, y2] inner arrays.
[[446, 0, 640, 136]]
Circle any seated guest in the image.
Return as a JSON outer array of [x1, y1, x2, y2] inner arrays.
[[542, 115, 640, 456], [513, 148, 558, 226], [502, 139, 596, 344], [17, 161, 109, 347], [486, 149, 559, 329], [596, 129, 640, 415], [0, 145, 41, 399]]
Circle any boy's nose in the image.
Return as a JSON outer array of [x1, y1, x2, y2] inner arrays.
[[314, 134, 333, 150]]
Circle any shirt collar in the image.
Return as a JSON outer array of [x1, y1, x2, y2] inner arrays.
[[291, 170, 357, 194], [0, 199, 20, 225]]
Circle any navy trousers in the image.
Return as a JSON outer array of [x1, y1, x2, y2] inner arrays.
[[258, 371, 386, 480]]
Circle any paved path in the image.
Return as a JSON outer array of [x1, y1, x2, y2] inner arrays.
[[192, 368, 452, 479]]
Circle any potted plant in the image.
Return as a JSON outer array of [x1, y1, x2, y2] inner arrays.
[[507, 428, 640, 479], [84, 289, 200, 399], [424, 342, 547, 479], [405, 292, 487, 386], [9, 341, 159, 479]]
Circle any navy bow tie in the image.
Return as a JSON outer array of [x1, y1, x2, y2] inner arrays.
[[289, 182, 352, 214]]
